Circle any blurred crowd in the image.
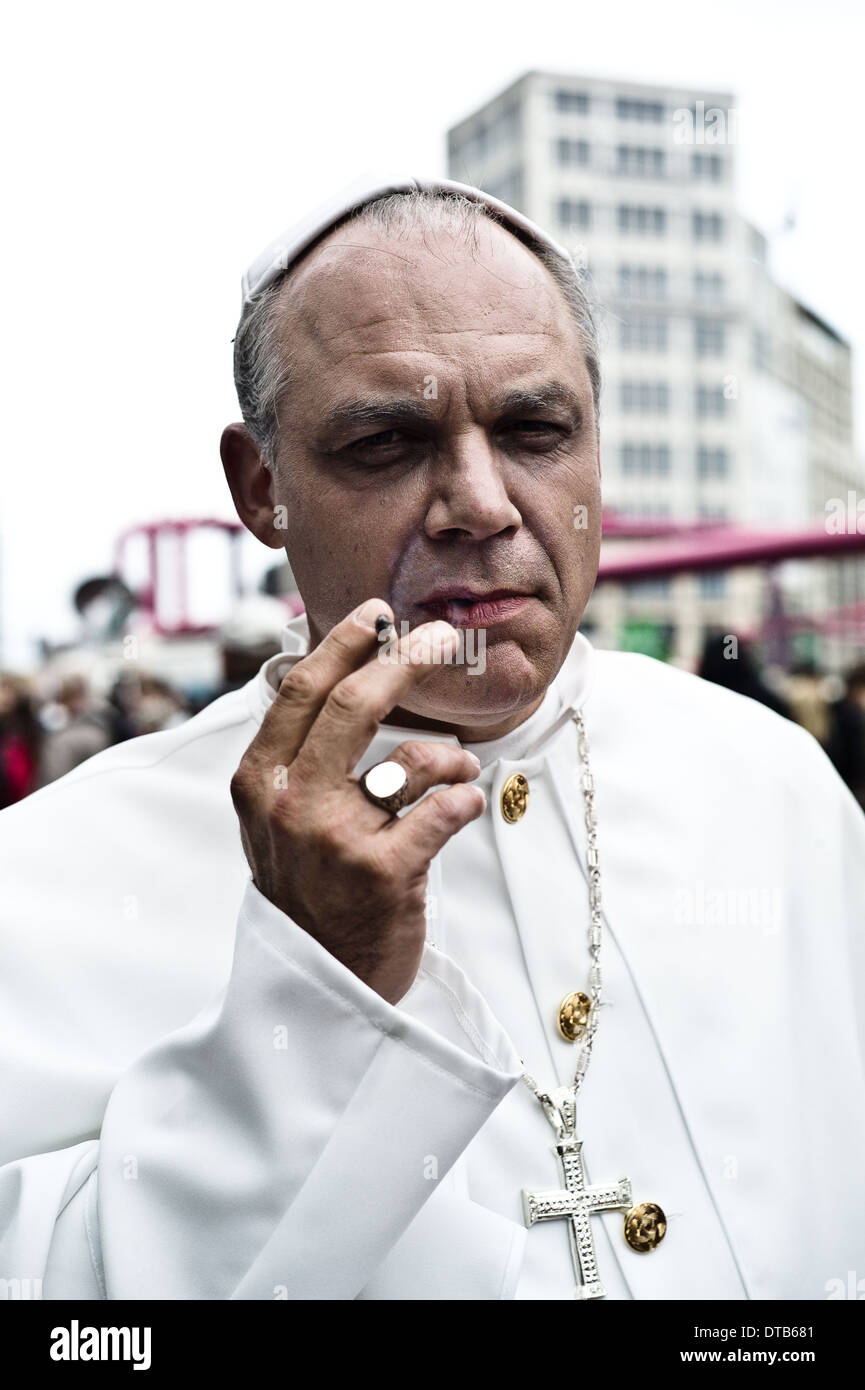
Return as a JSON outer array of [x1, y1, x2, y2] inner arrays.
[[2, 632, 865, 814], [697, 633, 865, 812], [0, 596, 290, 809], [0, 670, 192, 804]]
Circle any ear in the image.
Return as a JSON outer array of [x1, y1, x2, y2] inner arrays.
[[596, 440, 602, 481], [220, 423, 285, 550]]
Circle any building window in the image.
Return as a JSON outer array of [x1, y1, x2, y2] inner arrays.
[[621, 380, 670, 413], [624, 577, 672, 597], [692, 152, 723, 181], [554, 89, 589, 113], [618, 265, 668, 299], [464, 122, 490, 162], [485, 170, 524, 206], [695, 317, 726, 356], [752, 329, 772, 370], [616, 145, 666, 177], [696, 446, 729, 478], [616, 501, 672, 519], [616, 97, 665, 122], [556, 138, 590, 166], [694, 270, 725, 300], [698, 572, 727, 596], [696, 384, 728, 416], [499, 102, 522, 140], [621, 442, 671, 475], [620, 315, 669, 351], [692, 210, 725, 241], [698, 503, 729, 521], [557, 197, 591, 230], [617, 204, 667, 234]]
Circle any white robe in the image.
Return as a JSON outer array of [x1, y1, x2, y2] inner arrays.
[[1, 616, 863, 1300]]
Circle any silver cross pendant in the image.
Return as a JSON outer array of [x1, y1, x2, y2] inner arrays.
[[522, 1086, 632, 1300]]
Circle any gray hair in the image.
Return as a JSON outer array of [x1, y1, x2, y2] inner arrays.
[[233, 189, 601, 467]]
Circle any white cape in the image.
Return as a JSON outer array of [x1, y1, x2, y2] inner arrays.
[[1, 617, 863, 1300]]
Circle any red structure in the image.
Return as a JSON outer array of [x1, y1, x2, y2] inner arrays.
[[111, 515, 865, 646], [113, 519, 246, 636], [596, 513, 865, 664], [597, 518, 865, 581]]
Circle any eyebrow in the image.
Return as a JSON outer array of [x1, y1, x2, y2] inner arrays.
[[320, 397, 436, 439], [318, 379, 585, 443], [494, 382, 584, 423]]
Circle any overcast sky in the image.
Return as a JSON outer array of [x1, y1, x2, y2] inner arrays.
[[2, 0, 862, 667]]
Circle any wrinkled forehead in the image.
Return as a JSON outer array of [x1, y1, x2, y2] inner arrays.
[[275, 217, 581, 366]]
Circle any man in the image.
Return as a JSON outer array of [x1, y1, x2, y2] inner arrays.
[[1, 176, 864, 1301]]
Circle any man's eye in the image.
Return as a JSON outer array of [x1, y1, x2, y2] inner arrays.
[[504, 420, 566, 443], [349, 429, 406, 451]]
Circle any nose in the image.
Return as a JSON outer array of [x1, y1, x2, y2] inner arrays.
[[424, 429, 522, 541]]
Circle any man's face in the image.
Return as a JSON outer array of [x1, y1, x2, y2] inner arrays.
[[265, 216, 601, 733]]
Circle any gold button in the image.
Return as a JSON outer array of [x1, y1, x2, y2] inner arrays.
[[624, 1202, 667, 1252], [557, 990, 591, 1041], [500, 772, 529, 823]]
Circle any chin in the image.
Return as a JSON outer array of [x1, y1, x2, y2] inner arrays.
[[401, 638, 552, 726]]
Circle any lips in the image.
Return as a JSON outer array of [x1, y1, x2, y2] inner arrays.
[[419, 586, 528, 604], [416, 587, 533, 627]]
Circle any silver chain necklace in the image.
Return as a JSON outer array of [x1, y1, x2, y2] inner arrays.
[[522, 711, 602, 1108], [519, 709, 667, 1299]]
